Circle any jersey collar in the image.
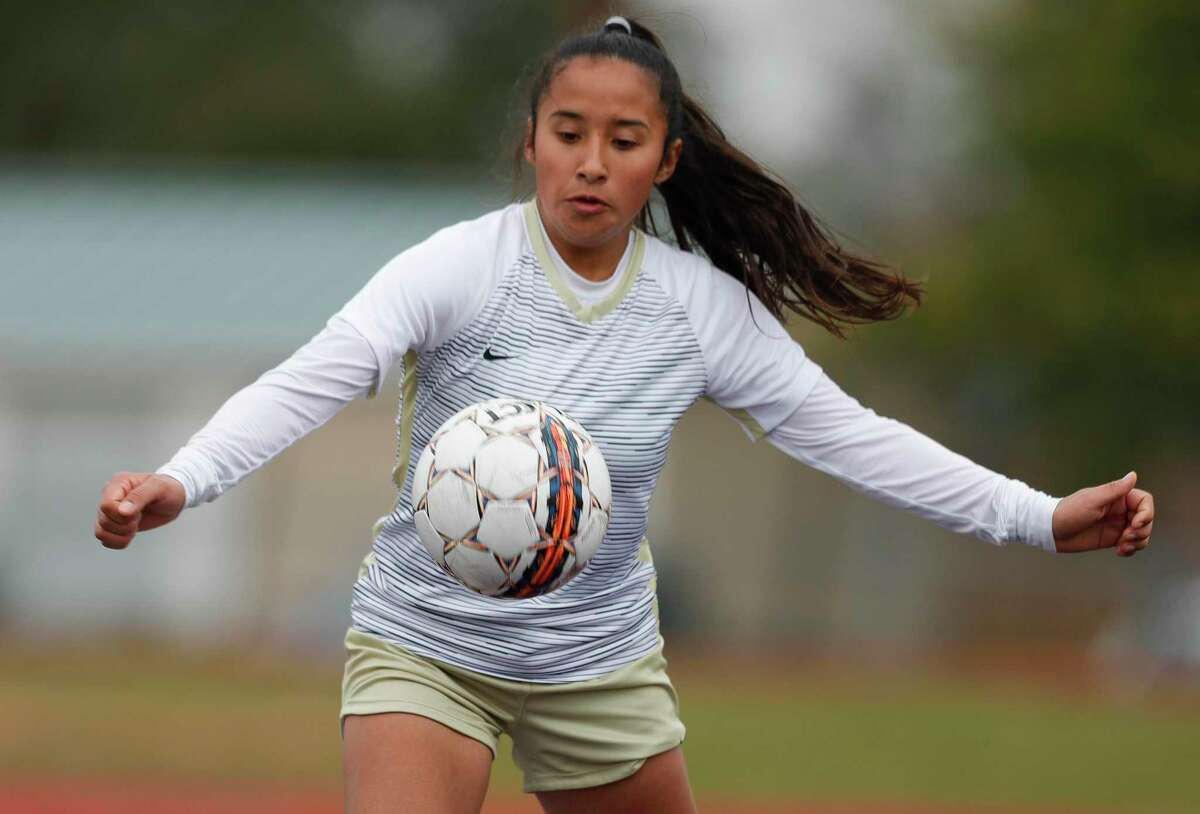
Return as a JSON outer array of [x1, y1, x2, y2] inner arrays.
[[522, 199, 645, 324]]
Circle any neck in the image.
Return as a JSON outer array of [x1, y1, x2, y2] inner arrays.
[[554, 236, 628, 283], [537, 202, 630, 283]]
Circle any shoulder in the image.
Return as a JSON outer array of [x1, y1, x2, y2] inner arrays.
[[640, 232, 714, 300], [333, 203, 527, 358], [638, 233, 821, 438], [640, 231, 787, 339]]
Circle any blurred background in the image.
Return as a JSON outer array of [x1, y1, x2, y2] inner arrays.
[[2, 1, 1197, 812]]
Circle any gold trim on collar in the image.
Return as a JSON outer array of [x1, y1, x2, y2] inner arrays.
[[522, 199, 645, 324]]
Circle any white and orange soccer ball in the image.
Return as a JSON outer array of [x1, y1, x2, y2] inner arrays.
[[410, 399, 612, 599]]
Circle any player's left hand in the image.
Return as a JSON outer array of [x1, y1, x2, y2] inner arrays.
[[1051, 471, 1154, 557]]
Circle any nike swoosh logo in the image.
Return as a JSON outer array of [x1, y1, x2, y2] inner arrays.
[[482, 348, 512, 361]]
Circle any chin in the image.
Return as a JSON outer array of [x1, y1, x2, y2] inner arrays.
[[566, 223, 612, 245], [555, 212, 619, 245]]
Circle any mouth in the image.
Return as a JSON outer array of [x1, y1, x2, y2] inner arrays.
[[568, 195, 609, 207]]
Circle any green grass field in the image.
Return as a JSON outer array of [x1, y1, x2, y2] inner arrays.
[[1, 637, 1196, 812]]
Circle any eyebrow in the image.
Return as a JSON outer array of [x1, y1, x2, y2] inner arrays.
[[548, 109, 650, 130]]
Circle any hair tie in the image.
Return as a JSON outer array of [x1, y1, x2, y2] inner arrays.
[[603, 16, 632, 35]]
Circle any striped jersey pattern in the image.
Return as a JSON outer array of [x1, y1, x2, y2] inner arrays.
[[351, 233, 709, 681]]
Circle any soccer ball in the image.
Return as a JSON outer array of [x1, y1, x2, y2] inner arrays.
[[410, 398, 612, 599]]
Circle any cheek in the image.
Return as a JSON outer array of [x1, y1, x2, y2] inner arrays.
[[622, 154, 665, 193], [532, 139, 573, 183]]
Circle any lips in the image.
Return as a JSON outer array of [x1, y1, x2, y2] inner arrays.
[[568, 194, 608, 206]]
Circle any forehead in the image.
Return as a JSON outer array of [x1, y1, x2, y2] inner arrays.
[[540, 56, 665, 124]]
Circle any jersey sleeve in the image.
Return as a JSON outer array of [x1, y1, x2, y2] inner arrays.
[[155, 318, 381, 508], [331, 213, 505, 397], [154, 208, 511, 509], [764, 369, 1062, 552], [688, 258, 825, 440]]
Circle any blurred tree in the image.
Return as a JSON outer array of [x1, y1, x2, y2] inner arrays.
[[860, 0, 1199, 485], [0, 0, 596, 169]]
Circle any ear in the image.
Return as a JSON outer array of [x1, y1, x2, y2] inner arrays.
[[654, 137, 683, 184], [523, 117, 536, 166]]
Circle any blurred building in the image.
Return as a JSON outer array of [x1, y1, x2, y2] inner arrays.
[[0, 159, 506, 651]]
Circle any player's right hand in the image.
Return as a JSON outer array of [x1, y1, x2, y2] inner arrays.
[[95, 472, 187, 549]]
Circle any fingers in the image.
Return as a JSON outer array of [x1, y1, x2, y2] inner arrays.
[[1115, 487, 1154, 558], [1116, 529, 1151, 549], [97, 471, 149, 548], [97, 507, 138, 536], [1098, 471, 1136, 502], [99, 486, 128, 524], [1117, 538, 1149, 557], [1116, 521, 1152, 558], [99, 472, 142, 524], [1056, 476, 1154, 559], [95, 510, 136, 549], [1127, 489, 1155, 528], [1079, 473, 1136, 523]]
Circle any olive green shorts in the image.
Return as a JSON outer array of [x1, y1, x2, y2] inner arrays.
[[339, 627, 686, 793]]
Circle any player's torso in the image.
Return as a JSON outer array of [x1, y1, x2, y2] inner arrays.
[[354, 210, 707, 681], [401, 247, 706, 583]]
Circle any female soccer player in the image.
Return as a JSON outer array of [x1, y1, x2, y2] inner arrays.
[[93, 16, 1156, 814]]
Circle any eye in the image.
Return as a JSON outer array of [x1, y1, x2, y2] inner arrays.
[[613, 138, 638, 150], [557, 131, 581, 143]]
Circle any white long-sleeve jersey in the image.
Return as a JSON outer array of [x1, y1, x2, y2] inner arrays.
[[157, 200, 1060, 682]]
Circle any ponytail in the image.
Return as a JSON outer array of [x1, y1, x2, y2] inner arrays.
[[518, 16, 924, 338]]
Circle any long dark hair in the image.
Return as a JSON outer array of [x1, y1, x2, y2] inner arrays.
[[514, 16, 924, 338]]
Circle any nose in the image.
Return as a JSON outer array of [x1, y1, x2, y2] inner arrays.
[[576, 137, 607, 184]]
